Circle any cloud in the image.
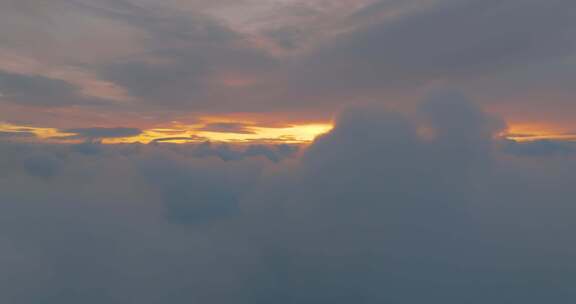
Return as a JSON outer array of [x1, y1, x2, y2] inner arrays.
[[1, 5, 576, 302], [86, 1, 277, 109], [304, 0, 576, 83], [170, 141, 299, 162], [138, 156, 246, 223], [101, 54, 210, 104], [0, 0, 574, 120], [236, 94, 576, 303], [501, 139, 576, 157], [264, 0, 576, 114], [0, 0, 146, 64], [60, 127, 142, 140], [244, 144, 299, 163], [0, 130, 36, 139], [22, 153, 63, 179], [0, 71, 109, 107], [1, 95, 576, 302]]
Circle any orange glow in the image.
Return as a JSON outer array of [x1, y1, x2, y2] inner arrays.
[[504, 123, 576, 142], [105, 123, 333, 144], [0, 119, 334, 145], [0, 122, 66, 141], [5, 119, 576, 145]]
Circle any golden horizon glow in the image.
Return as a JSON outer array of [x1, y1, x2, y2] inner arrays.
[[0, 120, 334, 145], [4, 120, 576, 145], [504, 123, 576, 142]]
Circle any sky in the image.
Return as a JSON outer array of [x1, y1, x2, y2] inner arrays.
[[1, 0, 576, 303], [1, 0, 575, 142]]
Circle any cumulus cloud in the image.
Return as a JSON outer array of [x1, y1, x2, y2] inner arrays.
[[1, 95, 576, 303], [159, 141, 299, 162], [138, 156, 247, 223], [22, 153, 63, 179]]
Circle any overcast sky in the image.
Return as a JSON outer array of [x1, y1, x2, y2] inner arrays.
[[1, 1, 576, 303], [0, 0, 575, 134]]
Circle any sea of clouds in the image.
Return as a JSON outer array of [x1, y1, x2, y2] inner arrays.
[[1, 93, 576, 303]]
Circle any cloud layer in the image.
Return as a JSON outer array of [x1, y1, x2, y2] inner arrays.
[[1, 96, 576, 303]]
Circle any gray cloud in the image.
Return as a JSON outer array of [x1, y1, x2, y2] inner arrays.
[[0, 131, 36, 139], [84, 1, 277, 109], [101, 54, 210, 104], [165, 141, 299, 162], [501, 139, 576, 157], [1, 0, 574, 116], [0, 71, 108, 107], [138, 156, 245, 223], [244, 144, 299, 163], [241, 95, 576, 303], [304, 0, 576, 84], [22, 153, 63, 179], [269, 0, 576, 113], [1, 96, 576, 303], [2, 0, 576, 299]]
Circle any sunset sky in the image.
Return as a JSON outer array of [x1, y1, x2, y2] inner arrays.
[[1, 1, 576, 303], [1, 0, 575, 143]]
